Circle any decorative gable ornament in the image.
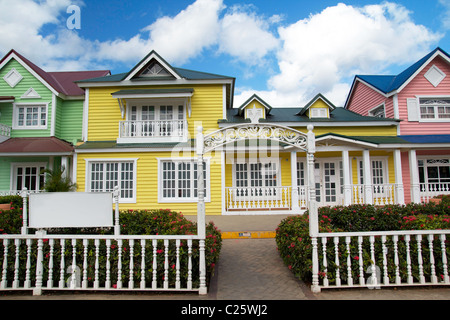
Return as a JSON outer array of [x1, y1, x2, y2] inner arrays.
[[424, 65, 446, 87], [247, 105, 262, 123], [3, 68, 23, 88], [21, 88, 41, 99]]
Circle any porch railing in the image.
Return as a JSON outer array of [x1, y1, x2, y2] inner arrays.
[[420, 182, 450, 203], [119, 120, 187, 139], [225, 186, 291, 211], [350, 184, 396, 206], [311, 230, 450, 291], [0, 233, 204, 295]]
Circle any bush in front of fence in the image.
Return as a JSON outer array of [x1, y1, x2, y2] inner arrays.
[[276, 202, 450, 285], [0, 205, 222, 290]]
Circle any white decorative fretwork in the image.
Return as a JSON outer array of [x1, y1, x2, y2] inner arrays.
[[203, 123, 309, 153]]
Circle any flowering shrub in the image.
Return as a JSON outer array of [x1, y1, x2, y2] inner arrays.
[[276, 202, 450, 284], [0, 201, 221, 289]]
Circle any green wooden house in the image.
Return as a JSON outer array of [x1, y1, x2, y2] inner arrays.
[[0, 50, 110, 193]]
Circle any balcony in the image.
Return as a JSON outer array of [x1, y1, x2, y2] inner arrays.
[[118, 120, 188, 143]]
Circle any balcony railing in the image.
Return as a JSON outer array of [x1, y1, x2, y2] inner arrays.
[[118, 120, 187, 142]]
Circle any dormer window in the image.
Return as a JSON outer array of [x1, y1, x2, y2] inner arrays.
[[310, 108, 328, 118], [368, 104, 385, 118]]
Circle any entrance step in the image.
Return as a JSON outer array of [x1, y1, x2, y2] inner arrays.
[[221, 231, 276, 239]]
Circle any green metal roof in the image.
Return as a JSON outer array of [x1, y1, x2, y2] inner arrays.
[[77, 68, 234, 83], [222, 106, 400, 124], [76, 140, 195, 151]]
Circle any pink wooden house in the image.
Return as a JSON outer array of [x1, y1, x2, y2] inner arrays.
[[345, 47, 450, 204]]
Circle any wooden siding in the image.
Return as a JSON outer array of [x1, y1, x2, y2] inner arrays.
[[76, 150, 223, 216], [398, 55, 450, 135], [292, 125, 398, 137], [0, 59, 54, 137], [87, 84, 223, 141], [346, 81, 394, 118], [58, 99, 84, 144]]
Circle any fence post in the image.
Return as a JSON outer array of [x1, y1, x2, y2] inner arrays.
[[113, 186, 120, 236], [196, 126, 207, 295], [33, 230, 46, 296], [21, 188, 28, 235], [306, 125, 321, 293]]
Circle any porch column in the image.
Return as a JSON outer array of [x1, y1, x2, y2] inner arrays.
[[291, 151, 300, 211], [61, 156, 69, 179], [363, 149, 373, 205], [409, 149, 421, 203], [393, 150, 405, 205], [342, 150, 352, 206]]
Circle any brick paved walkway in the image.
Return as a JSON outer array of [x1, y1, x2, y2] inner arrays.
[[208, 238, 315, 300]]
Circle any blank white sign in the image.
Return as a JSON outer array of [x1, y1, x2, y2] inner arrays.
[[29, 192, 114, 228]]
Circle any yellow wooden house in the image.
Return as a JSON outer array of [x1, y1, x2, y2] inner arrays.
[[74, 51, 406, 216]]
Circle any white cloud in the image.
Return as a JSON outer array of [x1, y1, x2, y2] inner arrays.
[[96, 0, 224, 65], [239, 2, 442, 108], [439, 0, 450, 30], [0, 0, 443, 109], [217, 5, 279, 65]]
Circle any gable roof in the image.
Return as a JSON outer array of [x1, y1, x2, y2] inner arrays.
[[237, 94, 272, 116], [297, 93, 336, 116], [0, 49, 110, 97], [76, 50, 234, 84], [222, 103, 399, 125], [345, 47, 450, 107]]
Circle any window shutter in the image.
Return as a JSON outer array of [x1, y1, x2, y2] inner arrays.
[[407, 98, 419, 122]]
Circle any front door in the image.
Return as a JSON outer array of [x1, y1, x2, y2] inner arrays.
[[314, 161, 341, 206]]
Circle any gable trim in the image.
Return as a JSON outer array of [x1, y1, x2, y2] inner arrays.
[[124, 51, 182, 81], [395, 50, 450, 94], [0, 52, 60, 96]]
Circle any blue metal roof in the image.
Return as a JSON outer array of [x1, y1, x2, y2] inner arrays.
[[399, 135, 450, 144], [355, 47, 449, 94]]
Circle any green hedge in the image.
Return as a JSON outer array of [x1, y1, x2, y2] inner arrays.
[[276, 201, 450, 284], [0, 203, 221, 289]]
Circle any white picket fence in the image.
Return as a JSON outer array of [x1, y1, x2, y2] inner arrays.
[[311, 230, 450, 292], [0, 233, 206, 295]]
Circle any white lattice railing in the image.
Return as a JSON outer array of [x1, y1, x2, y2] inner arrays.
[[119, 120, 187, 138], [420, 183, 450, 203], [225, 186, 291, 211], [0, 233, 206, 295], [311, 230, 450, 292]]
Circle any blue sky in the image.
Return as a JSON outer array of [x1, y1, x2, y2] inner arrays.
[[1, 0, 449, 107]]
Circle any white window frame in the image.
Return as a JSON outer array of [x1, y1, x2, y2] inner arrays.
[[12, 103, 49, 130], [85, 158, 138, 203], [418, 156, 450, 186], [357, 157, 389, 186], [310, 108, 328, 118], [158, 157, 211, 203], [368, 103, 386, 118], [417, 96, 450, 122], [10, 162, 47, 191], [126, 99, 186, 122], [232, 158, 281, 200]]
